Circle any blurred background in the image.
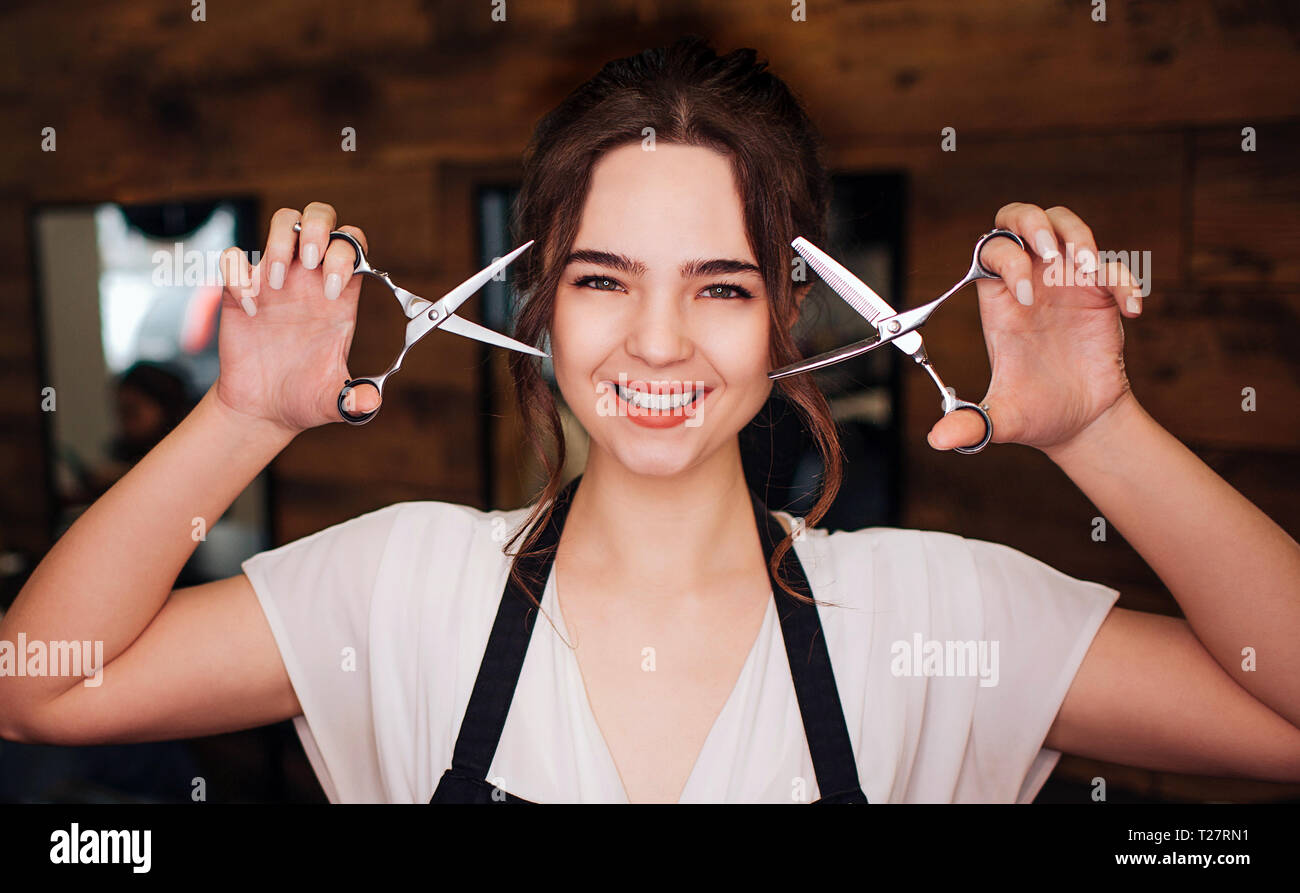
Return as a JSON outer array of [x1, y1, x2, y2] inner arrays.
[[0, 1, 1296, 803]]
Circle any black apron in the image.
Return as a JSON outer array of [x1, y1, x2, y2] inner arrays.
[[429, 476, 868, 804]]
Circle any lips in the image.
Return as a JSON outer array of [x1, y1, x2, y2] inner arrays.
[[597, 379, 713, 428]]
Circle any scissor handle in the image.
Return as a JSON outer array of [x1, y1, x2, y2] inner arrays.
[[291, 221, 367, 273], [945, 400, 993, 454], [971, 229, 1026, 279], [338, 378, 382, 426]]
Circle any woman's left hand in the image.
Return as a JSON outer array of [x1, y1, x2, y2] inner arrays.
[[928, 202, 1145, 453]]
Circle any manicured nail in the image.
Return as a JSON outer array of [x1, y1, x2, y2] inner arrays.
[[240, 296, 258, 317], [302, 242, 320, 270], [1015, 280, 1034, 305], [269, 261, 286, 290], [324, 273, 342, 301], [1076, 248, 1097, 275], [1034, 230, 1060, 261], [1126, 294, 1141, 314]]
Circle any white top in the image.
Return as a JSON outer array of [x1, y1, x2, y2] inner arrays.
[[243, 498, 1119, 803]]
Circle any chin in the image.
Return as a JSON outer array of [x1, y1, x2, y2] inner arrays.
[[602, 432, 709, 478]]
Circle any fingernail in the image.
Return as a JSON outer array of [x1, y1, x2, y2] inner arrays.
[[1126, 295, 1141, 315], [1077, 249, 1097, 275], [324, 273, 342, 301], [1015, 280, 1034, 305], [240, 296, 258, 317], [1034, 230, 1060, 261], [269, 261, 286, 290], [302, 242, 320, 271]]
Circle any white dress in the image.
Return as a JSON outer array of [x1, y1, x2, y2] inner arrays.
[[242, 499, 1119, 803]]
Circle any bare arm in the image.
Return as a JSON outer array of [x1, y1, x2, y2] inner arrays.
[[0, 201, 376, 744], [1045, 391, 1300, 728], [0, 390, 296, 743], [1045, 607, 1300, 782], [1039, 393, 1300, 780]]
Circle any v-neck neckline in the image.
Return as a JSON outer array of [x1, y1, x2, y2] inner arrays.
[[543, 562, 775, 804]]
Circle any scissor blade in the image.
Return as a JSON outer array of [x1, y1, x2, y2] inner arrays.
[[792, 237, 923, 356], [437, 312, 548, 357], [769, 331, 890, 380], [432, 240, 534, 320]]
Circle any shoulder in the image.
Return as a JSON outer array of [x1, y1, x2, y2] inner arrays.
[[785, 518, 970, 608], [375, 499, 532, 538], [329, 498, 537, 543], [813, 520, 1104, 591], [243, 498, 536, 585], [797, 520, 1115, 612]]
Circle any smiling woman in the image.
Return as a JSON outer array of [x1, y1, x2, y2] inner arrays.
[[2, 36, 1298, 806], [506, 42, 840, 603]]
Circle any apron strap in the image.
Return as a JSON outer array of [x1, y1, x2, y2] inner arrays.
[[749, 492, 868, 803], [442, 476, 579, 781]]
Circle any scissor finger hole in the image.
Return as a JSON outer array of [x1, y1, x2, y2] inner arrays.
[[975, 230, 1027, 278], [950, 403, 993, 454], [339, 381, 382, 423]]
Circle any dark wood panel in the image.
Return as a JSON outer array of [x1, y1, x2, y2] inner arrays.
[[1192, 123, 1300, 285], [273, 477, 479, 545], [1123, 287, 1300, 450], [272, 383, 481, 491], [1053, 754, 1300, 803]]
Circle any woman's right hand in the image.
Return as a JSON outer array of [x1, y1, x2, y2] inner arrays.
[[215, 201, 379, 433]]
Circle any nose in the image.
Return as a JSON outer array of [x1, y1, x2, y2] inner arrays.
[[623, 290, 694, 368]]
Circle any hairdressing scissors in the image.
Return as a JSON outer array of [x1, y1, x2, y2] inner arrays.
[[769, 229, 1025, 454], [292, 221, 548, 425]]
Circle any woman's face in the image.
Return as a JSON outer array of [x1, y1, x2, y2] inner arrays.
[[551, 142, 773, 478]]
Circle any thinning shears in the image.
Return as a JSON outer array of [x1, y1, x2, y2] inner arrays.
[[769, 229, 1025, 454], [293, 221, 547, 425]]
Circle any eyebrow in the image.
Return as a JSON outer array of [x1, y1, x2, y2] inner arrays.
[[565, 249, 761, 279]]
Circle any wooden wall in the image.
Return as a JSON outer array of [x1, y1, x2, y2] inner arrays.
[[2, 0, 1296, 801]]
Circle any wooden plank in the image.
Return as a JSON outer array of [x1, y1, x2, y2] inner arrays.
[[1122, 287, 1300, 450], [1054, 755, 1300, 803], [1191, 123, 1300, 285], [252, 165, 441, 271], [272, 477, 480, 545], [6, 1, 1300, 189], [271, 382, 481, 491]]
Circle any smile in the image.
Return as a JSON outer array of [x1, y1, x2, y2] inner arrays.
[[613, 382, 703, 412]]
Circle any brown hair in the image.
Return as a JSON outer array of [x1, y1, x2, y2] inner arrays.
[[503, 35, 842, 603]]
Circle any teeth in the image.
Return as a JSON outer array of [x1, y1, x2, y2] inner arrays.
[[615, 383, 700, 411]]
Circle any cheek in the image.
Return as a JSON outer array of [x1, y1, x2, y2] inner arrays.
[[551, 290, 612, 385], [700, 303, 771, 383]]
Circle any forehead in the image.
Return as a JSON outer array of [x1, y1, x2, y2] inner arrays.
[[573, 142, 755, 266]]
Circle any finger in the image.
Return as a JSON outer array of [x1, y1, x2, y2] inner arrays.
[[926, 408, 989, 451], [262, 207, 302, 291], [220, 246, 261, 316], [1045, 206, 1099, 281], [978, 237, 1036, 306], [993, 202, 1062, 264], [321, 224, 368, 301], [340, 382, 381, 416], [297, 201, 337, 272], [1101, 258, 1144, 317]]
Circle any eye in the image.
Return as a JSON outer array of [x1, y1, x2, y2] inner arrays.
[[700, 282, 755, 300], [572, 275, 625, 292]]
